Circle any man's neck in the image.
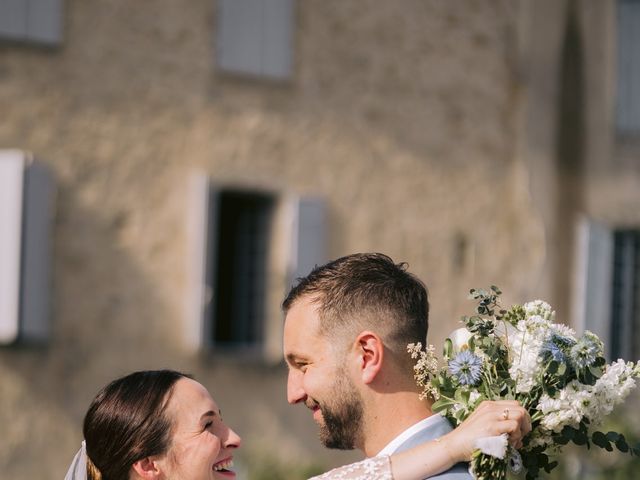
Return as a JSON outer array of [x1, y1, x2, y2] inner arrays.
[[358, 390, 433, 457]]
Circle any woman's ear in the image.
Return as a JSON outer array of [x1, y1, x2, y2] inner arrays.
[[131, 457, 163, 479], [354, 331, 384, 384]]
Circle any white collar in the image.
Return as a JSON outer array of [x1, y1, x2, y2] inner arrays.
[[375, 414, 443, 457]]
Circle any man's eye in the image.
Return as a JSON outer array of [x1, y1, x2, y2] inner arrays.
[[204, 421, 213, 430]]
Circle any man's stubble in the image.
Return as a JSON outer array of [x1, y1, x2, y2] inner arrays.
[[313, 368, 365, 450]]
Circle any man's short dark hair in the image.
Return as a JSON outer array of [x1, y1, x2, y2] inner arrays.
[[282, 253, 429, 355]]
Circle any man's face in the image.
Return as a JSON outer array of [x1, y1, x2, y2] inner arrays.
[[283, 296, 364, 450]]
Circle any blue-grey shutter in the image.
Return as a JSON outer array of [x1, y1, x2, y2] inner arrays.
[[262, 0, 293, 78], [292, 197, 327, 282], [0, 0, 28, 40], [617, 0, 640, 133], [0, 0, 62, 45], [204, 186, 220, 348], [217, 0, 264, 76], [575, 219, 614, 350], [27, 0, 63, 45], [20, 158, 55, 343], [217, 0, 293, 79], [0, 150, 25, 345], [185, 174, 218, 351]]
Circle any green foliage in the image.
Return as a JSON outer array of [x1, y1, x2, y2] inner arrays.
[[545, 402, 640, 480], [471, 449, 507, 480]]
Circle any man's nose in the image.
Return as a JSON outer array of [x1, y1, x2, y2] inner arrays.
[[287, 369, 306, 404]]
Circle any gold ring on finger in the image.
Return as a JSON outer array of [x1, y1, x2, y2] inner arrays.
[[502, 408, 510, 420]]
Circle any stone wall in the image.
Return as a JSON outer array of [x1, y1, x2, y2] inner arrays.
[[1, 1, 633, 478]]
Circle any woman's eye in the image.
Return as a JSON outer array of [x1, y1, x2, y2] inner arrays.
[[204, 421, 213, 430]]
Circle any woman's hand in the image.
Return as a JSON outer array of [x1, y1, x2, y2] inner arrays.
[[439, 400, 532, 463]]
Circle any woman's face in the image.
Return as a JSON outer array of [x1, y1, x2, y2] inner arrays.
[[158, 378, 241, 480]]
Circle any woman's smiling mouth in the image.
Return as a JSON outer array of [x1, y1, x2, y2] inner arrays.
[[213, 457, 234, 473]]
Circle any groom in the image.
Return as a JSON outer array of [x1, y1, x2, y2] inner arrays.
[[282, 252, 471, 478]]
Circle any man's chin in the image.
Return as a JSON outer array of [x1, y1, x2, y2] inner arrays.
[[318, 427, 355, 450]]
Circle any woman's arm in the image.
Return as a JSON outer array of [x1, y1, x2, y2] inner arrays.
[[309, 400, 531, 480]]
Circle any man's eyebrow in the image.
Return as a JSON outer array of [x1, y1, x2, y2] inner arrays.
[[285, 353, 308, 365]]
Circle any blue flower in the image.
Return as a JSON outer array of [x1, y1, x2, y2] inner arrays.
[[540, 334, 575, 363], [448, 350, 483, 386], [570, 333, 602, 369]]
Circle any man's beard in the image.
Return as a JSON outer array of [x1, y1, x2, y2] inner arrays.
[[314, 375, 364, 450]]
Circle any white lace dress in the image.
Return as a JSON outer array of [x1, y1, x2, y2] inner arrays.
[[309, 455, 393, 480]]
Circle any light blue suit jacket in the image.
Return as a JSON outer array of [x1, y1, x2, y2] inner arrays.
[[391, 415, 472, 480]]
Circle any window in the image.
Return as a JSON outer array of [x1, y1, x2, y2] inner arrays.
[[216, 0, 294, 80], [616, 0, 640, 134], [574, 220, 640, 360], [185, 174, 326, 358], [211, 190, 274, 349], [0, 0, 63, 46], [0, 150, 54, 345], [610, 230, 640, 359]]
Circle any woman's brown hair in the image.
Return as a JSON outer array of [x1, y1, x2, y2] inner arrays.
[[83, 370, 189, 480]]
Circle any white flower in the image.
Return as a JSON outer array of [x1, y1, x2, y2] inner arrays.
[[550, 322, 576, 339], [506, 320, 547, 393], [493, 321, 519, 344], [407, 342, 440, 400], [449, 328, 474, 352], [474, 434, 509, 459], [524, 300, 555, 321], [535, 359, 639, 437]]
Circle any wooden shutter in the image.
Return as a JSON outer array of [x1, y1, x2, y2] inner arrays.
[[573, 218, 614, 351], [0, 0, 63, 45], [185, 173, 218, 351], [0, 150, 25, 344], [291, 196, 327, 282], [617, 0, 640, 133], [0, 150, 54, 345], [217, 0, 293, 79]]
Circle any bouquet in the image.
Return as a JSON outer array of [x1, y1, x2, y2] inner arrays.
[[408, 286, 640, 480]]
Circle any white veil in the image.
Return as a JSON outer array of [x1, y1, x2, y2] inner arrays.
[[64, 441, 87, 480]]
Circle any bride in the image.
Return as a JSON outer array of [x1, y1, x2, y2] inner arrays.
[[65, 370, 530, 480]]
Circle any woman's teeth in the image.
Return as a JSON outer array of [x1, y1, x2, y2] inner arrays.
[[214, 459, 234, 471]]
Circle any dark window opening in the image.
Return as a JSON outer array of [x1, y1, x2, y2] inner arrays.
[[210, 190, 274, 349], [610, 230, 640, 359]]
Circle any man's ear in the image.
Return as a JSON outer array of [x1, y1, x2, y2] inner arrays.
[[131, 457, 163, 479], [354, 331, 384, 384]]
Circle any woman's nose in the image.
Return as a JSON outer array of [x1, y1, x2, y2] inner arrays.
[[225, 427, 242, 449]]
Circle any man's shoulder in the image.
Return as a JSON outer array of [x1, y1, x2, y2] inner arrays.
[[394, 414, 455, 448], [393, 415, 473, 480], [424, 462, 472, 479]]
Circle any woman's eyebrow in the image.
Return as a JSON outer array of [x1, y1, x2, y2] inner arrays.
[[200, 410, 217, 421]]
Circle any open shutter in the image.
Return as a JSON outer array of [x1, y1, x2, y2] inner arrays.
[[0, 150, 54, 345], [0, 0, 28, 40], [185, 173, 218, 351], [291, 196, 327, 283], [573, 218, 614, 350], [0, 0, 63, 45], [0, 151, 25, 344], [27, 0, 63, 45], [20, 158, 55, 342], [262, 0, 294, 78], [217, 0, 293, 79]]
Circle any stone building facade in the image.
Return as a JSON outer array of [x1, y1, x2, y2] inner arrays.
[[0, 0, 638, 478]]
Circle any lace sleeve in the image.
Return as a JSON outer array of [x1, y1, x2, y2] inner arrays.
[[308, 455, 393, 480]]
